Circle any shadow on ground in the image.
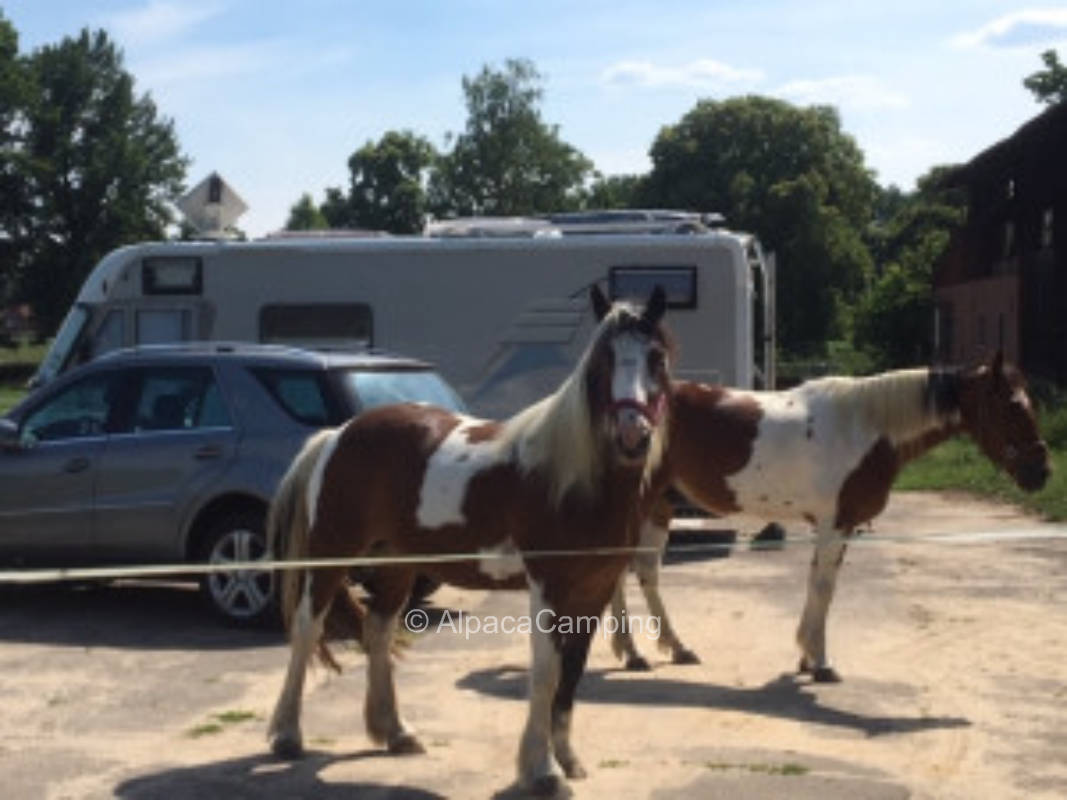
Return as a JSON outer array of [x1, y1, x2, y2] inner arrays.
[[0, 581, 282, 650], [113, 750, 446, 800], [457, 666, 971, 738]]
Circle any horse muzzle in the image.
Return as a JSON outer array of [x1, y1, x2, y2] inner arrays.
[[1011, 442, 1051, 492], [610, 397, 664, 465]]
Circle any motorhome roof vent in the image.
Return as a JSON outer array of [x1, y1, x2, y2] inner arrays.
[[177, 172, 248, 240]]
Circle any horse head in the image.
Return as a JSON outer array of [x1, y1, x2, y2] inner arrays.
[[587, 284, 672, 467], [960, 351, 1050, 492]]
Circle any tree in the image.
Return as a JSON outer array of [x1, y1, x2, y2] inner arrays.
[[429, 59, 593, 217], [345, 130, 436, 233], [853, 167, 965, 368], [642, 96, 877, 354], [1023, 49, 1067, 105], [19, 29, 187, 332], [582, 173, 645, 209], [0, 12, 29, 302], [286, 192, 328, 231]]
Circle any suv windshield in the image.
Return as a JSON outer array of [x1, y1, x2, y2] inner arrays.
[[340, 369, 466, 414]]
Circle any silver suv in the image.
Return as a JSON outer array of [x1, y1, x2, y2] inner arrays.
[[0, 343, 466, 625]]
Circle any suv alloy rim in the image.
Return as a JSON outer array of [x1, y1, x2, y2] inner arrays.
[[205, 528, 274, 619]]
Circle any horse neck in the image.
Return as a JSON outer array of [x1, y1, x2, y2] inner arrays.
[[500, 371, 601, 508], [838, 368, 965, 465]]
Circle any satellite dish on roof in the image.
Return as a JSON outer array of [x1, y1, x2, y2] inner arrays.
[[177, 172, 248, 239]]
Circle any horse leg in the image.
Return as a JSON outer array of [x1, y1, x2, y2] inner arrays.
[[609, 572, 649, 671], [518, 582, 566, 796], [268, 566, 347, 758], [363, 569, 424, 754], [551, 630, 594, 780], [795, 525, 849, 683], [631, 535, 699, 665]]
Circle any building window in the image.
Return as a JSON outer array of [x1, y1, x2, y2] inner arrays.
[[1002, 221, 1015, 260], [1041, 208, 1054, 250]]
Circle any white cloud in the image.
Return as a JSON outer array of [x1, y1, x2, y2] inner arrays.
[[602, 58, 763, 89], [775, 75, 909, 111], [950, 8, 1067, 49], [105, 1, 224, 46]]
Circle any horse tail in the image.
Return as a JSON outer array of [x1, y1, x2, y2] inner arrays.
[[267, 428, 336, 633]]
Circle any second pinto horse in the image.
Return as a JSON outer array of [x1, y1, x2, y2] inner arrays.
[[611, 353, 1051, 680]]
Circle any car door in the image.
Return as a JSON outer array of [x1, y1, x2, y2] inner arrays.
[[93, 365, 238, 561], [0, 370, 124, 561]]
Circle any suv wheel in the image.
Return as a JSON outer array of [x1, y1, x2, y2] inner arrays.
[[198, 510, 277, 627]]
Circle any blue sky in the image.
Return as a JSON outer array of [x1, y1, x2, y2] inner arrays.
[[5, 1, 1067, 236]]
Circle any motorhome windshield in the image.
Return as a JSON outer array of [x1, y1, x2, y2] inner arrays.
[[31, 305, 89, 387]]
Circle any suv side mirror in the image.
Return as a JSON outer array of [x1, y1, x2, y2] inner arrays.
[[0, 419, 22, 452]]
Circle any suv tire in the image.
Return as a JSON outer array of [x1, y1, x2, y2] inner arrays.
[[198, 509, 278, 627]]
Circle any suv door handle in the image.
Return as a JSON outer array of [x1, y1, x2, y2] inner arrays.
[[64, 457, 90, 474], [194, 444, 223, 460]]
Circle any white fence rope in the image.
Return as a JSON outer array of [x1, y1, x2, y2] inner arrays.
[[0, 527, 1064, 585]]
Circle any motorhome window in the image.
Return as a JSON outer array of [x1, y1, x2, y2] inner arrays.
[[609, 266, 697, 309], [259, 304, 373, 348], [34, 305, 90, 384], [251, 369, 345, 426], [91, 309, 125, 358], [136, 309, 191, 345], [142, 257, 202, 295]]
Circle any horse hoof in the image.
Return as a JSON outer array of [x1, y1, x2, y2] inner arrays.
[[560, 758, 587, 780], [672, 648, 701, 665], [388, 732, 426, 755], [271, 735, 304, 760], [625, 655, 652, 671], [528, 774, 572, 798], [797, 657, 812, 675], [811, 666, 843, 683]]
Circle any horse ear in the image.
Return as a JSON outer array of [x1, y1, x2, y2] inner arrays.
[[642, 285, 667, 328], [991, 349, 1005, 382], [590, 284, 611, 322]]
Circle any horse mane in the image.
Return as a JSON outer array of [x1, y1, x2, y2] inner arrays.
[[800, 368, 960, 446], [498, 300, 666, 507]]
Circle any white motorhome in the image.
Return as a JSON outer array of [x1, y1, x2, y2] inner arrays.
[[33, 214, 775, 417]]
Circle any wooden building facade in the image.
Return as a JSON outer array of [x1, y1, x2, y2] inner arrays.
[[935, 102, 1066, 383]]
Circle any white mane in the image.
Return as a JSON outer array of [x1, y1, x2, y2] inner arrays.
[[498, 301, 663, 507], [799, 368, 955, 446]]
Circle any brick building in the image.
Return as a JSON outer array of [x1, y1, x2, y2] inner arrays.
[[934, 102, 1066, 383]]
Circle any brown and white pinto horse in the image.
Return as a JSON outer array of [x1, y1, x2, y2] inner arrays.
[[610, 353, 1051, 681], [267, 286, 672, 796]]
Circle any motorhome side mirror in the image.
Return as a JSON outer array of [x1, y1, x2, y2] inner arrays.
[[0, 419, 23, 451]]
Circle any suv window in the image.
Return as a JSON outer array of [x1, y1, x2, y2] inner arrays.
[[22, 372, 121, 443], [339, 369, 466, 413], [252, 368, 345, 426], [132, 367, 230, 431]]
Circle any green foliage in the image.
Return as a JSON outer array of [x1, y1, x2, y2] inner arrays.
[[286, 192, 328, 231], [853, 169, 965, 369], [429, 59, 593, 217], [1023, 49, 1067, 105], [344, 130, 436, 233], [582, 173, 645, 209], [12, 27, 187, 333], [641, 96, 877, 354]]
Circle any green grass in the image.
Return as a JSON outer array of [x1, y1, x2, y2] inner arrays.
[[0, 384, 26, 414], [897, 405, 1067, 521], [0, 338, 47, 365]]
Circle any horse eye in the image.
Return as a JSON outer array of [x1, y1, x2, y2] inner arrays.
[[647, 349, 665, 372]]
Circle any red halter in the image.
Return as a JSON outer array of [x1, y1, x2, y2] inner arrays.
[[609, 393, 667, 426]]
